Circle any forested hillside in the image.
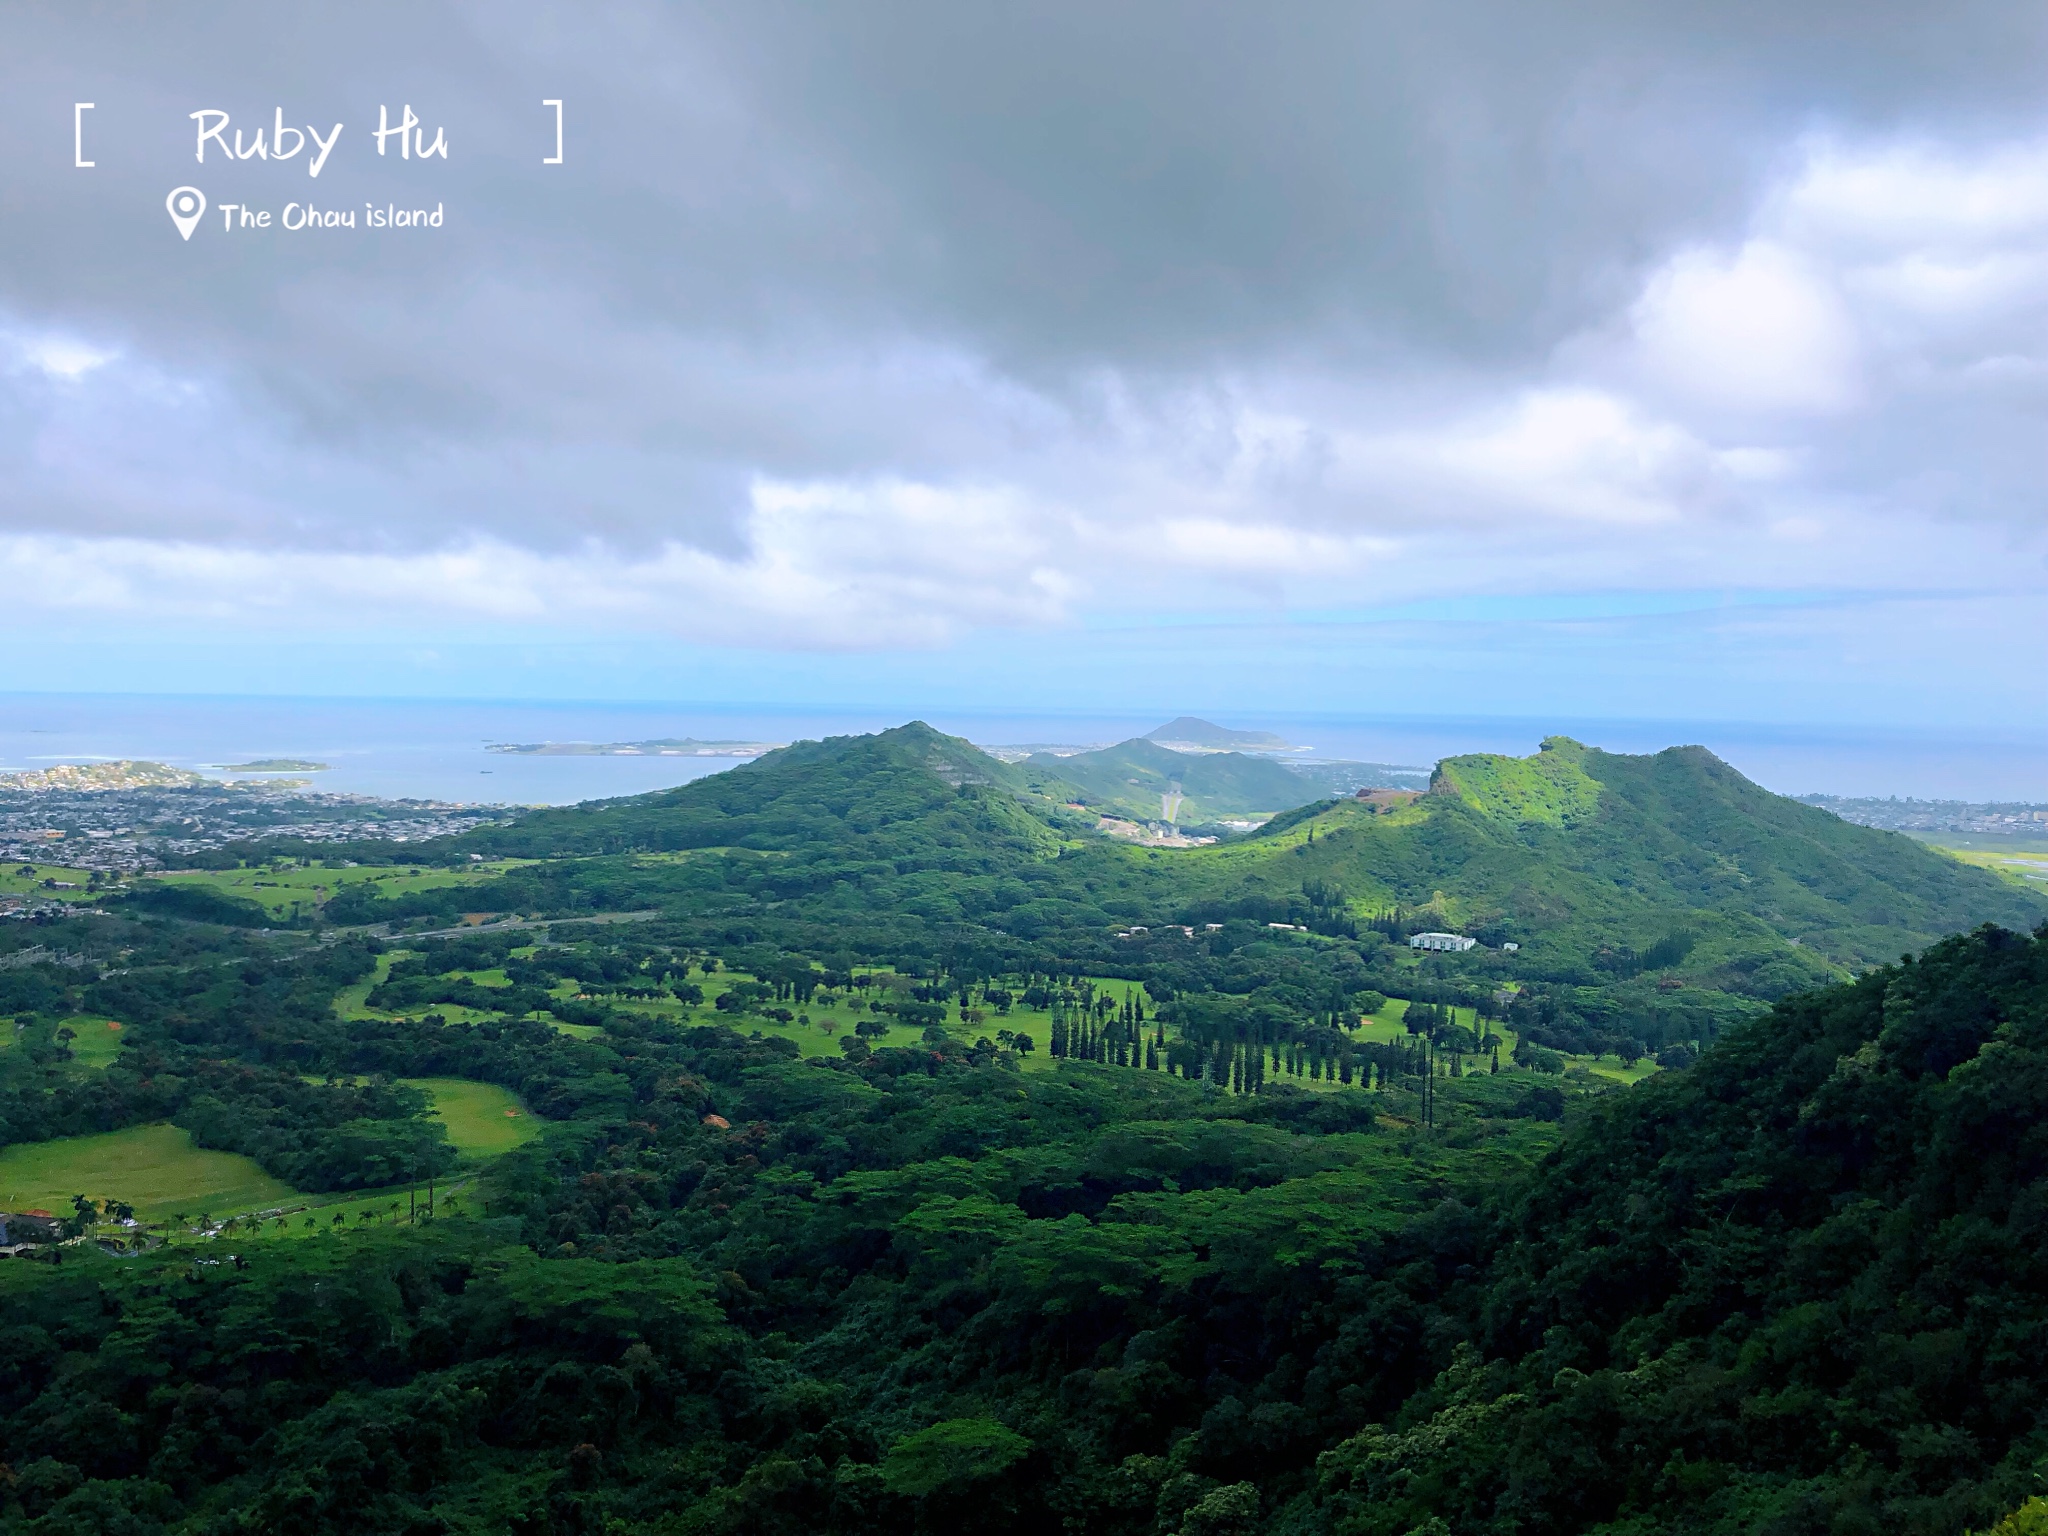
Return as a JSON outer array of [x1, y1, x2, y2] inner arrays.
[[318, 726, 2039, 1062], [1311, 918, 2048, 1536], [1020, 737, 1389, 825], [363, 727, 2041, 964], [0, 723, 2042, 1534], [1, 908, 2042, 1532], [469, 723, 1082, 861]]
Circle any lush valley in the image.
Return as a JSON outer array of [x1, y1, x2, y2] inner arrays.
[[0, 722, 2041, 1534]]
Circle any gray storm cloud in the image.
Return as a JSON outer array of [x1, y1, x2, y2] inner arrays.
[[0, 0, 2043, 644]]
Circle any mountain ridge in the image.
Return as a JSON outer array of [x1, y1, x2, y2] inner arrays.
[[1143, 715, 1300, 751], [400, 726, 2048, 1038]]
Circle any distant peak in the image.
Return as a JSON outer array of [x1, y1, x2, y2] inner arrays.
[[1145, 716, 1301, 752]]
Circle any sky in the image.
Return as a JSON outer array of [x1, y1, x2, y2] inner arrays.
[[1, 2, 2044, 731]]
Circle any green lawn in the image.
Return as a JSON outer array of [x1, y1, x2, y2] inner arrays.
[[0, 861, 96, 903], [150, 860, 530, 921], [335, 953, 504, 1027], [396, 958, 1642, 1096], [1584, 1057, 1662, 1085], [609, 975, 1500, 1081], [613, 972, 1644, 1094], [333, 948, 404, 1019], [401, 1078, 541, 1157], [250, 1177, 485, 1239], [618, 972, 1197, 1070], [1937, 845, 2048, 889], [0, 1077, 538, 1229], [57, 1015, 126, 1068], [339, 953, 593, 1035], [0, 1124, 295, 1221]]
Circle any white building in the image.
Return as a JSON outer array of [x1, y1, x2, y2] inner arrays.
[[1409, 931, 1477, 952]]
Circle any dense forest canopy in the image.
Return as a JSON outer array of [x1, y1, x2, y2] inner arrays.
[[0, 723, 2041, 1535]]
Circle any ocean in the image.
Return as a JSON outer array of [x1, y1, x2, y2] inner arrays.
[[0, 694, 2039, 806]]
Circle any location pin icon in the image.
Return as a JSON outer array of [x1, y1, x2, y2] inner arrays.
[[166, 185, 206, 241]]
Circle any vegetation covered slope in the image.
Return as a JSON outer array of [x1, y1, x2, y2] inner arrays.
[[302, 729, 2042, 1068], [1307, 919, 2048, 1536], [984, 737, 2034, 1003], [1162, 737, 2047, 970], [1, 912, 2043, 1533], [1025, 737, 1337, 824], [474, 722, 1078, 861], [1145, 716, 1297, 750], [3, 724, 2045, 1535]]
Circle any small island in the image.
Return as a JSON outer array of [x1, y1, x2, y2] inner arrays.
[[219, 759, 331, 773]]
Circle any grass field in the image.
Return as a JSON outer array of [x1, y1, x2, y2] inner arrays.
[[0, 861, 96, 903], [149, 860, 531, 921], [336, 949, 502, 1024], [247, 1177, 486, 1239], [0, 1124, 295, 1221], [413, 958, 1641, 1093], [335, 951, 597, 1035], [57, 1016, 126, 1068], [1584, 1057, 1661, 1085], [401, 1077, 541, 1157], [0, 1065, 543, 1246], [605, 974, 1442, 1078], [1935, 844, 2048, 888], [333, 949, 403, 1020], [0, 1082, 538, 1235]]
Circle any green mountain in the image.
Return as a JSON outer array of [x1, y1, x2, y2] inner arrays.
[[373, 727, 2042, 990], [1125, 735, 2046, 1014], [1023, 736, 1332, 824], [1144, 715, 1299, 751], [313, 726, 2046, 1066], [1035, 732, 2036, 946], [6, 723, 2048, 1533], [475, 720, 1080, 862], [1304, 920, 2048, 1535]]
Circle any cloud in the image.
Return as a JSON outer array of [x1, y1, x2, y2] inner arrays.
[[0, 3, 2043, 713], [1628, 243, 1860, 414], [6, 331, 118, 382]]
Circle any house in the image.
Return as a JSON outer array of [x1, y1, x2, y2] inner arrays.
[[1408, 932, 1477, 952], [0, 1211, 59, 1246]]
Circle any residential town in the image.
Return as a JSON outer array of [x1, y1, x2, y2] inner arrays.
[[0, 781, 513, 876]]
